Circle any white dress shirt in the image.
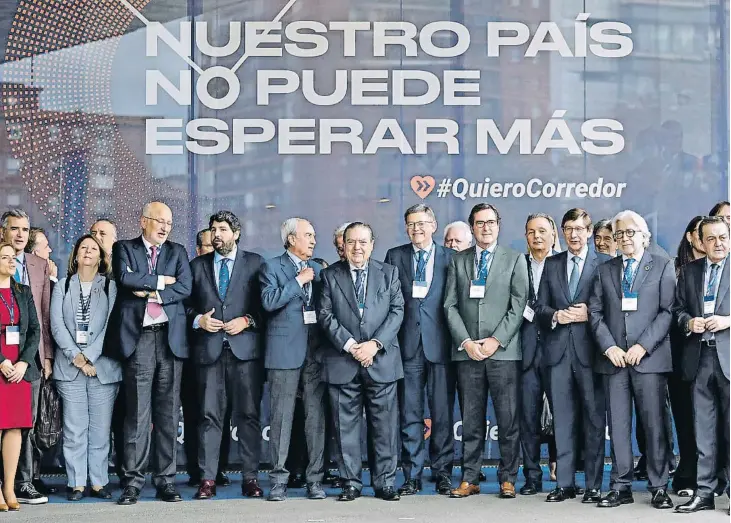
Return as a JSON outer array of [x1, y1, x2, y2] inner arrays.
[[528, 251, 548, 297], [141, 236, 169, 327], [620, 252, 642, 293], [413, 241, 435, 293], [473, 242, 497, 280], [566, 244, 589, 282]]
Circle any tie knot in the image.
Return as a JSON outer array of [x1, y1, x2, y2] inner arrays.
[[711, 263, 719, 270], [150, 245, 157, 255], [417, 249, 425, 260], [626, 258, 635, 267], [572, 255, 580, 264], [481, 250, 489, 261]]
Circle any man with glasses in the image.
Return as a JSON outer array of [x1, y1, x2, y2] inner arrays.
[[589, 210, 675, 510], [384, 204, 455, 496], [444, 203, 529, 499], [103, 201, 192, 505], [536, 208, 610, 504]]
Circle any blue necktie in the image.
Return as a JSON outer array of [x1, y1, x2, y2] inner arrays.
[[476, 250, 490, 283], [301, 261, 312, 305], [568, 256, 580, 300], [622, 258, 635, 295], [354, 269, 365, 306], [218, 259, 230, 301], [13, 259, 21, 284], [415, 250, 426, 282], [706, 263, 720, 297]]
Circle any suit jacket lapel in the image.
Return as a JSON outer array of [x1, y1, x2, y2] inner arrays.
[[558, 252, 571, 302], [695, 260, 706, 315], [631, 251, 653, 294], [483, 245, 507, 295], [576, 250, 597, 296], [88, 274, 104, 324], [462, 246, 476, 283], [364, 262, 382, 314], [203, 253, 218, 302], [134, 237, 150, 273], [425, 245, 443, 300], [223, 250, 248, 304], [280, 253, 298, 281], [716, 260, 729, 312], [334, 262, 361, 317], [10, 284, 24, 328], [609, 256, 622, 299]]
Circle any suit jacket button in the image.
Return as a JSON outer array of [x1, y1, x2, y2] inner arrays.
[[416, 322, 420, 326], [223, 305, 227, 310], [624, 312, 628, 317], [360, 321, 365, 326]]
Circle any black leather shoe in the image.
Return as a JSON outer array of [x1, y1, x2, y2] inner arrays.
[[90, 487, 112, 500], [674, 495, 715, 513], [576, 487, 585, 496], [337, 486, 361, 502], [216, 472, 231, 487], [597, 489, 634, 508], [33, 479, 57, 496], [520, 482, 542, 495], [582, 488, 601, 503], [118, 486, 140, 506], [375, 486, 400, 501], [436, 474, 452, 495], [67, 489, 84, 501], [651, 489, 673, 509], [397, 479, 421, 496], [546, 487, 576, 502], [156, 483, 182, 502]]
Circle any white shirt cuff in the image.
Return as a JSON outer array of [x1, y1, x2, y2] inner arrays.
[[458, 338, 471, 351], [193, 314, 202, 330], [156, 275, 165, 291], [344, 338, 357, 353]]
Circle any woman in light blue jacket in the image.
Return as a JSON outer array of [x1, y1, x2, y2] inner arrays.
[[51, 235, 120, 501]]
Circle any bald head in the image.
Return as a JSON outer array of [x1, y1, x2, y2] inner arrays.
[[141, 201, 173, 246]]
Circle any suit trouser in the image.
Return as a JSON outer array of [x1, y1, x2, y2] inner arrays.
[[56, 376, 119, 488], [110, 380, 126, 481], [549, 353, 605, 490], [268, 354, 326, 485], [692, 346, 730, 497], [329, 367, 398, 491], [198, 350, 263, 481], [122, 328, 182, 490], [15, 377, 41, 486], [633, 387, 675, 472], [181, 358, 229, 481], [520, 362, 556, 483], [457, 358, 520, 485], [285, 397, 308, 477], [667, 372, 697, 488], [605, 368, 669, 491], [398, 349, 455, 482]]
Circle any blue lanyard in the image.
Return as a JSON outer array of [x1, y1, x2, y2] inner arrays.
[[0, 289, 16, 326], [413, 244, 434, 281]]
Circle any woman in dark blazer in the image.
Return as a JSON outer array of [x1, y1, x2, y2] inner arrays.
[[0, 241, 40, 512]]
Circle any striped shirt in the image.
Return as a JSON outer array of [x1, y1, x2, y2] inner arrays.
[[76, 281, 93, 345]]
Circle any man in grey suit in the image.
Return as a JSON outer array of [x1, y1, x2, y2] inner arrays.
[[318, 222, 404, 502], [260, 218, 327, 501], [384, 204, 455, 496], [444, 203, 529, 499], [675, 216, 730, 514], [589, 210, 675, 510]]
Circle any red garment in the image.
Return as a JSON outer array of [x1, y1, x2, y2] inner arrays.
[[0, 288, 32, 429]]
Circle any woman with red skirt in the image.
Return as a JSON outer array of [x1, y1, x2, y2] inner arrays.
[[0, 241, 40, 512]]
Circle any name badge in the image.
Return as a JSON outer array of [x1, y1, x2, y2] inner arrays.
[[5, 325, 19, 345], [622, 292, 638, 312], [523, 304, 535, 322], [76, 324, 89, 345], [303, 309, 317, 324], [704, 295, 716, 315], [470, 280, 485, 299], [412, 281, 428, 299]]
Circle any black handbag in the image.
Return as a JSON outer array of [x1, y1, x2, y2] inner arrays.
[[540, 393, 554, 438], [35, 376, 62, 450]]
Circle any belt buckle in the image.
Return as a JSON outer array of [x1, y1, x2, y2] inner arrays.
[[706, 339, 717, 347]]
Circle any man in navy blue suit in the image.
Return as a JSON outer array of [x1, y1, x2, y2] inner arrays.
[[260, 218, 327, 502], [103, 201, 192, 505], [384, 204, 455, 496]]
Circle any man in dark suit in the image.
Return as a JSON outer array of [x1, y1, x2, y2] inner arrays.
[[185, 211, 265, 500], [675, 216, 730, 514], [589, 210, 675, 510], [444, 203, 529, 499], [181, 228, 230, 488], [536, 208, 610, 504], [103, 201, 192, 505], [260, 218, 327, 501], [318, 222, 404, 501], [384, 204, 455, 496], [519, 213, 560, 495]]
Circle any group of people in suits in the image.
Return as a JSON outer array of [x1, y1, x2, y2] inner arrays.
[[0, 198, 727, 516]]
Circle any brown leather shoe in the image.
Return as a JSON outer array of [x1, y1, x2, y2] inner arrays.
[[450, 482, 480, 498], [194, 480, 216, 500], [242, 479, 263, 498], [500, 482, 516, 498]]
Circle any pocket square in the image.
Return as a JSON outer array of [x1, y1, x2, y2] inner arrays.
[[126, 266, 133, 273]]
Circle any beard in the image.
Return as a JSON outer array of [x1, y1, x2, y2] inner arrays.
[[214, 239, 236, 256]]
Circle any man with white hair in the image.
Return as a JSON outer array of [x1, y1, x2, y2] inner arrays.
[[260, 218, 327, 501], [588, 210, 676, 509], [443, 221, 472, 252]]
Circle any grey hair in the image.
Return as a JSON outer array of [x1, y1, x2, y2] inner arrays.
[[612, 210, 651, 248], [281, 218, 305, 249], [333, 222, 352, 246], [1, 209, 30, 229], [443, 221, 472, 243], [404, 204, 436, 224]]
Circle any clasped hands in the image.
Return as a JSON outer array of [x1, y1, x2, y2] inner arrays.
[[351, 340, 379, 368], [554, 303, 589, 325], [605, 344, 646, 367], [73, 352, 97, 377], [688, 316, 730, 334], [463, 337, 501, 361], [199, 308, 251, 336], [0, 359, 28, 383]]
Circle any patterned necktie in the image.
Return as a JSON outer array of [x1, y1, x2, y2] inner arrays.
[[622, 258, 635, 295], [146, 245, 163, 319], [415, 250, 426, 282], [219, 258, 230, 301], [354, 269, 365, 306], [13, 258, 22, 284], [568, 255, 580, 300], [476, 249, 490, 282], [301, 261, 311, 305], [706, 263, 720, 297]]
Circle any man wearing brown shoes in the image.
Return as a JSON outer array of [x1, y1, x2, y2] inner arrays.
[[443, 204, 529, 499]]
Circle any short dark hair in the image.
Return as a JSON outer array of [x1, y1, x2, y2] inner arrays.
[[699, 216, 729, 241], [561, 208, 592, 229], [195, 228, 209, 249], [593, 219, 613, 237], [468, 203, 501, 227], [343, 222, 375, 243], [25, 227, 47, 253], [67, 234, 109, 277], [208, 211, 242, 241], [709, 201, 730, 217]]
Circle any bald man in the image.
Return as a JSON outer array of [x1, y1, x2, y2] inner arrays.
[[103, 202, 193, 505]]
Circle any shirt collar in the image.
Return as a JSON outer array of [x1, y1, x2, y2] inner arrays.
[[568, 244, 589, 262], [475, 241, 497, 257], [286, 249, 307, 267], [141, 235, 164, 252], [706, 255, 728, 271], [15, 251, 24, 264], [621, 251, 643, 265], [528, 250, 550, 265], [349, 261, 369, 273], [214, 246, 238, 265], [412, 241, 434, 254]]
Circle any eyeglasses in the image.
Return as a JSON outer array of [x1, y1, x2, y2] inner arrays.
[[144, 216, 173, 228], [406, 221, 433, 230], [562, 226, 587, 234], [474, 220, 498, 229], [345, 239, 371, 247], [614, 229, 640, 240]]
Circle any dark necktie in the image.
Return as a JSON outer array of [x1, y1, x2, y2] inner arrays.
[[415, 250, 426, 282], [301, 261, 311, 305], [706, 263, 720, 297], [568, 255, 580, 300], [219, 258, 230, 301], [354, 269, 365, 306], [622, 258, 635, 295], [146, 246, 163, 319]]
